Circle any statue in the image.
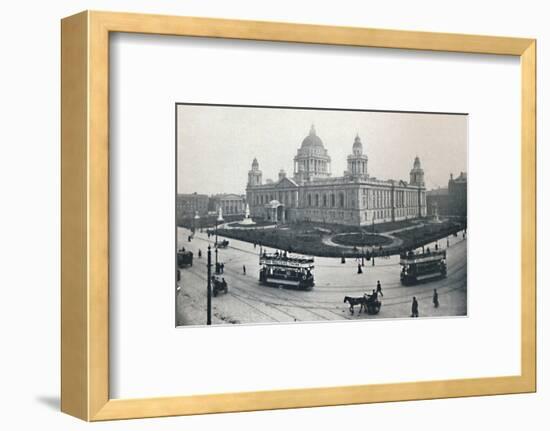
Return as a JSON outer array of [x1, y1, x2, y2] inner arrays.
[[430, 201, 441, 223], [240, 202, 256, 225]]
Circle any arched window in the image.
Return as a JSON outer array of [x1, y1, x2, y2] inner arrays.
[[323, 194, 327, 207], [331, 194, 335, 207], [315, 194, 319, 207], [339, 192, 345, 208], [307, 194, 312, 206]]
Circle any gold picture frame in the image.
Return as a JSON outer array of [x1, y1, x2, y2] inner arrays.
[[61, 10, 536, 421]]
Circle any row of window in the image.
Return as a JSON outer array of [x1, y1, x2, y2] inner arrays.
[[306, 192, 345, 208], [252, 189, 424, 210], [253, 192, 297, 206], [365, 207, 421, 221]]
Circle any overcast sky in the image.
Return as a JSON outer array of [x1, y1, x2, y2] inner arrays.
[[177, 104, 467, 195]]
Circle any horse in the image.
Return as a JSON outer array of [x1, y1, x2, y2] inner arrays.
[[344, 296, 367, 315]]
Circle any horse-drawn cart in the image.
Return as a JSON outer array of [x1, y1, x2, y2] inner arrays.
[[344, 294, 382, 315], [211, 275, 228, 297], [177, 247, 193, 267], [215, 239, 229, 249]]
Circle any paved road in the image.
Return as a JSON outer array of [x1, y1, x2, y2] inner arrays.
[[176, 228, 467, 326]]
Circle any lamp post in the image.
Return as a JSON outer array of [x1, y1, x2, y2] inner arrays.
[[206, 246, 212, 325], [361, 228, 365, 267], [215, 206, 224, 268]]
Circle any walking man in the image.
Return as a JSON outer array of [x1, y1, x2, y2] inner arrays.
[[433, 289, 439, 308], [357, 263, 363, 274], [376, 280, 383, 297], [411, 296, 419, 318], [198, 249, 202, 258], [243, 265, 246, 275]]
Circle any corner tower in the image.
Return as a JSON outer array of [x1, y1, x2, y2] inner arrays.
[[409, 156, 425, 186], [248, 158, 263, 186], [346, 134, 368, 178]]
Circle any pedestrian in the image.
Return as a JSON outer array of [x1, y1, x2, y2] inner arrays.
[[357, 263, 363, 274], [198, 249, 202, 258], [376, 280, 383, 297], [411, 296, 419, 318], [433, 289, 439, 308], [243, 265, 246, 275], [220, 262, 225, 274]]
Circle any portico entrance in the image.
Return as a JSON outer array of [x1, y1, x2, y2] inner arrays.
[[265, 200, 285, 223]]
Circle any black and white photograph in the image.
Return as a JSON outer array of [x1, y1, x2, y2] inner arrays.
[[176, 104, 468, 326]]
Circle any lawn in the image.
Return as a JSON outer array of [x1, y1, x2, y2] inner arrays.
[[331, 233, 393, 247], [215, 219, 464, 258]]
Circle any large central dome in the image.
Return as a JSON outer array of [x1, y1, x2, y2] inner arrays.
[[300, 124, 325, 149]]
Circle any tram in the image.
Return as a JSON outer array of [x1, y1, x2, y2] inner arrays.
[[259, 252, 315, 290], [400, 249, 446, 285]]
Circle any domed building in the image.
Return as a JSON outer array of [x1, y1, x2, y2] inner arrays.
[[246, 125, 427, 225], [293, 124, 332, 183]]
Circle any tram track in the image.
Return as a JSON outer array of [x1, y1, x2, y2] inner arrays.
[[185, 264, 336, 322], [183, 248, 465, 316], [179, 229, 467, 322]]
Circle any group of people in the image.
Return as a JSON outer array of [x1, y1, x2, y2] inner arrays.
[[410, 289, 439, 317], [359, 280, 441, 318]]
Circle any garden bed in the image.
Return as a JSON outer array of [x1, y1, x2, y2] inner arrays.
[[331, 233, 392, 247]]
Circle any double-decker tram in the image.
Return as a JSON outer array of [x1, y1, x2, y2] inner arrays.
[[259, 251, 315, 290], [400, 249, 447, 285]]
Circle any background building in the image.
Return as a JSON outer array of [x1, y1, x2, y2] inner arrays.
[[176, 193, 209, 220], [210, 194, 246, 216], [426, 172, 467, 218], [246, 126, 427, 226], [426, 187, 449, 215], [448, 171, 467, 217]]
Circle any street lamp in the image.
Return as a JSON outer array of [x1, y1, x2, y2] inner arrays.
[[207, 246, 212, 325], [361, 228, 365, 267], [215, 206, 224, 267], [371, 212, 376, 266]]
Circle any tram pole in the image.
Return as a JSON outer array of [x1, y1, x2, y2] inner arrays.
[[361, 229, 365, 267], [207, 246, 212, 325]]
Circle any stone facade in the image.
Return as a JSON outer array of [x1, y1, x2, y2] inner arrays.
[[176, 193, 209, 219], [426, 172, 467, 218], [246, 126, 427, 226], [448, 172, 467, 217], [210, 193, 246, 216]]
